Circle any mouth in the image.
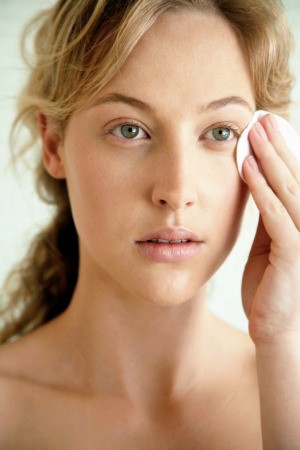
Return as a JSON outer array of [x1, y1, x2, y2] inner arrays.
[[136, 227, 201, 244], [143, 239, 191, 244], [135, 227, 202, 263]]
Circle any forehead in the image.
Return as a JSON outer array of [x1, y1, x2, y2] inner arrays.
[[95, 10, 255, 111]]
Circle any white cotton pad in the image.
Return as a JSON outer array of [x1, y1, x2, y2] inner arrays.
[[236, 109, 300, 182]]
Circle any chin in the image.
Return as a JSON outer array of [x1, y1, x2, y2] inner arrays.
[[143, 293, 197, 307], [130, 273, 205, 308]]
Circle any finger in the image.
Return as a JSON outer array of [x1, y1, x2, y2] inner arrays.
[[260, 114, 300, 182], [248, 123, 300, 228], [242, 156, 299, 249], [248, 215, 271, 258]]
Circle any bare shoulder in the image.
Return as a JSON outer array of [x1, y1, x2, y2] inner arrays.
[[0, 329, 48, 384], [0, 323, 65, 417], [0, 331, 73, 449], [0, 315, 73, 389], [0, 353, 28, 449]]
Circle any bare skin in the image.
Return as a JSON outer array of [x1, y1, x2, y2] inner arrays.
[[2, 3, 300, 446], [0, 311, 262, 449], [0, 10, 264, 449]]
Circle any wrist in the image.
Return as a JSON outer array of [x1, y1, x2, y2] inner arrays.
[[255, 332, 300, 374], [253, 330, 300, 350]]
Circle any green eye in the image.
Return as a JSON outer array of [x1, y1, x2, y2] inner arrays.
[[120, 125, 140, 139], [110, 124, 148, 140], [212, 127, 231, 141]]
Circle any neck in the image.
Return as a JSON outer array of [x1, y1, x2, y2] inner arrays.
[[58, 270, 220, 414]]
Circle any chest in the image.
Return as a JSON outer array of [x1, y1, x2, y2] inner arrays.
[[12, 387, 262, 450]]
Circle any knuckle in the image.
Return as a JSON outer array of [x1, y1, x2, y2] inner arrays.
[[268, 198, 285, 215], [251, 174, 267, 192], [287, 177, 300, 195]]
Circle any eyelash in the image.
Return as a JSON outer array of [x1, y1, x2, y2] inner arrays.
[[106, 120, 241, 143], [106, 120, 150, 141], [201, 122, 241, 144]]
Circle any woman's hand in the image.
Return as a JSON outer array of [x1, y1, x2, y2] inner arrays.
[[241, 114, 300, 345]]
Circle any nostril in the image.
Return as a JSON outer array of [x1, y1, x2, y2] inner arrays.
[[159, 199, 167, 205]]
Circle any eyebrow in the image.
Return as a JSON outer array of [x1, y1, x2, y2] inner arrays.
[[199, 95, 254, 113], [90, 93, 253, 114], [91, 93, 154, 113]]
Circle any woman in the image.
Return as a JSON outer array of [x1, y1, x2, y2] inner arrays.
[[0, 0, 299, 448]]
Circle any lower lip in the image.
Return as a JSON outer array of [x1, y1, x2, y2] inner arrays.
[[135, 241, 202, 263]]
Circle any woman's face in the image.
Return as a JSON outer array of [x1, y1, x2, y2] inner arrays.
[[57, 11, 255, 306]]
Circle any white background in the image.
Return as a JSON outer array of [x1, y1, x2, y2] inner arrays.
[[1, 0, 300, 332]]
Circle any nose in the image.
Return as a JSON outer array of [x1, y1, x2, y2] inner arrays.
[[151, 140, 198, 211]]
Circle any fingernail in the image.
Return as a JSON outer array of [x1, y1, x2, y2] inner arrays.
[[268, 114, 279, 131], [253, 123, 268, 141], [246, 156, 259, 172]]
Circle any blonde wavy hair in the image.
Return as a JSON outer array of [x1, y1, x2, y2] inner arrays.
[[0, 0, 294, 343]]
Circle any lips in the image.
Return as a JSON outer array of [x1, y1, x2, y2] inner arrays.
[[136, 227, 201, 244], [135, 227, 202, 263], [145, 238, 189, 243]]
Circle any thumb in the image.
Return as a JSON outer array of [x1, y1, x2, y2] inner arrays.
[[248, 215, 271, 258], [242, 216, 270, 318]]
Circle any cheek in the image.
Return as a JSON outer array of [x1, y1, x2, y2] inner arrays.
[[200, 153, 246, 227], [212, 166, 249, 247], [64, 147, 133, 245], [210, 154, 248, 205]]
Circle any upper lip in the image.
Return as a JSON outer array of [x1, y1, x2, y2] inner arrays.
[[136, 227, 202, 243]]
